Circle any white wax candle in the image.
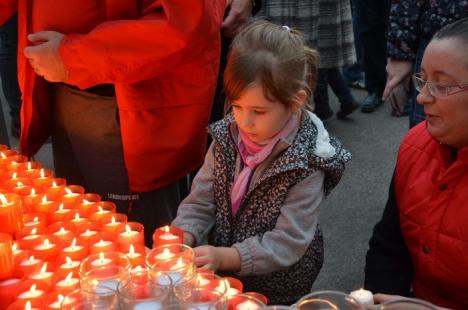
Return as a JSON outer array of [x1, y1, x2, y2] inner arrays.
[[349, 289, 374, 306], [18, 289, 44, 299], [30, 271, 53, 280], [53, 227, 69, 236], [134, 301, 162, 310], [121, 230, 138, 237], [80, 230, 97, 237], [56, 277, 79, 288], [235, 300, 261, 310], [155, 248, 175, 260], [60, 260, 80, 270], [21, 257, 41, 266], [94, 240, 112, 248], [63, 245, 84, 253], [226, 287, 240, 296], [91, 257, 112, 267], [34, 239, 55, 250], [159, 232, 178, 240]]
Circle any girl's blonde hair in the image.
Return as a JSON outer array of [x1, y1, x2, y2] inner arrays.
[[224, 20, 319, 109]]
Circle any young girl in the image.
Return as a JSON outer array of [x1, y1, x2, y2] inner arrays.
[[172, 21, 351, 305]]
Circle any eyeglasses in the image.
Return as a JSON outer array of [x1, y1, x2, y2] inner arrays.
[[412, 74, 468, 98]]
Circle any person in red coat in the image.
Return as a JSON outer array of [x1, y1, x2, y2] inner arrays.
[[1, 0, 226, 246], [365, 18, 468, 310]]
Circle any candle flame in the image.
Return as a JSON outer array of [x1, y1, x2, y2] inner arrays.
[[27, 162, 32, 170], [0, 194, 8, 205], [58, 227, 66, 234], [111, 216, 116, 224], [28, 256, 35, 263], [52, 181, 57, 187], [163, 225, 170, 233], [66, 256, 73, 264], [58, 203, 64, 211], [16, 181, 24, 188], [98, 206, 104, 213], [129, 244, 135, 255], [40, 169, 45, 178], [65, 272, 74, 282], [41, 195, 49, 204], [30, 188, 36, 196], [0, 153, 6, 159], [31, 227, 38, 235], [33, 216, 39, 222], [125, 225, 132, 233], [43, 239, 50, 247], [30, 284, 37, 293], [71, 238, 77, 248], [82, 199, 91, 205], [12, 172, 17, 179], [57, 294, 65, 304], [64, 187, 73, 195], [40, 263, 48, 274], [74, 213, 80, 220], [25, 301, 32, 310], [12, 243, 18, 252], [99, 252, 105, 262]]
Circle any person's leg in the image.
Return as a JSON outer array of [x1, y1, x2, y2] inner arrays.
[[0, 14, 21, 137], [343, 0, 364, 87], [328, 68, 359, 118], [359, 0, 391, 112], [313, 69, 333, 120]]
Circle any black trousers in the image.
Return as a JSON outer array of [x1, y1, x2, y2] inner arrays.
[[51, 84, 182, 247], [359, 0, 391, 95]]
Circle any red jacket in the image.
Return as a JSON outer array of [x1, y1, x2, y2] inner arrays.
[[15, 0, 225, 192], [0, 0, 17, 25], [395, 122, 468, 309]]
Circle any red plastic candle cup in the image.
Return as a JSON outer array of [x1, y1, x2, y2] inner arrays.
[[76, 193, 101, 216], [22, 213, 47, 231], [0, 270, 24, 310], [30, 194, 58, 216], [125, 244, 145, 268], [0, 149, 18, 170], [47, 222, 75, 247], [16, 225, 47, 241], [31, 169, 54, 190], [27, 262, 56, 290], [6, 299, 44, 310], [89, 232, 116, 254], [101, 213, 127, 234], [88, 201, 116, 223], [15, 161, 42, 177], [43, 178, 67, 201], [31, 237, 60, 262], [60, 185, 84, 207], [223, 277, 244, 296], [45, 291, 71, 310], [117, 222, 145, 252], [58, 238, 88, 262], [14, 281, 47, 307], [22, 189, 43, 216], [12, 242, 30, 265], [226, 294, 265, 310], [152, 225, 184, 247], [0, 233, 14, 280], [16, 255, 44, 275], [4, 155, 28, 171], [244, 292, 269, 305], [68, 211, 91, 231], [75, 224, 100, 247], [48, 204, 74, 223], [0, 170, 19, 189], [0, 193, 24, 235], [55, 257, 81, 279], [17, 228, 46, 251], [52, 271, 80, 296], [4, 177, 33, 194]]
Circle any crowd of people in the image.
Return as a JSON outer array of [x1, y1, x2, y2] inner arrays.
[[0, 0, 468, 308]]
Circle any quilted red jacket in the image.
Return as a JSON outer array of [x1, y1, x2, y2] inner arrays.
[[12, 0, 224, 192], [395, 122, 468, 309]]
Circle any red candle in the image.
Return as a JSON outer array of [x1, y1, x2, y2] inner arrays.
[[45, 292, 68, 310], [22, 189, 43, 215], [89, 251, 114, 268], [58, 238, 88, 261], [0, 233, 14, 280], [101, 213, 127, 234], [30, 194, 58, 216], [117, 222, 145, 252], [31, 169, 54, 190], [76, 193, 101, 216], [68, 212, 91, 231], [0, 193, 24, 235], [152, 225, 184, 247], [12, 242, 30, 265], [31, 238, 60, 262], [0, 150, 18, 170], [47, 222, 75, 247], [125, 244, 145, 268], [223, 277, 243, 296], [55, 257, 80, 279], [14, 282, 47, 307], [227, 295, 265, 310], [52, 271, 80, 296], [7, 299, 43, 310], [14, 161, 42, 177], [48, 204, 73, 223], [22, 213, 47, 231], [88, 201, 116, 223], [16, 255, 44, 274], [60, 185, 84, 207], [89, 235, 116, 254], [27, 262, 55, 289], [0, 170, 19, 189], [18, 228, 46, 251], [0, 153, 25, 171], [43, 179, 67, 200], [75, 224, 100, 247], [0, 273, 24, 309]]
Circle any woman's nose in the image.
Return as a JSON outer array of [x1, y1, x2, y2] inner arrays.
[[416, 86, 435, 105]]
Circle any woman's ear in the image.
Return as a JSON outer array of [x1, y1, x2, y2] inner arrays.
[[291, 90, 308, 112]]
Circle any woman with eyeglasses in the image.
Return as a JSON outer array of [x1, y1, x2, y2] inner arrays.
[[363, 18, 468, 310]]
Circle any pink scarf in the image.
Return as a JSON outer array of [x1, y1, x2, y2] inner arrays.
[[230, 113, 300, 215]]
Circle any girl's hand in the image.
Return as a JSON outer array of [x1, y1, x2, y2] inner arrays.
[[194, 245, 222, 271]]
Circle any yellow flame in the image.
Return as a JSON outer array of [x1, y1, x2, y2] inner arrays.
[[129, 244, 135, 255], [12, 243, 18, 252], [16, 181, 24, 188], [31, 227, 38, 235], [64, 187, 73, 195], [98, 206, 104, 213], [58, 227, 66, 234], [40, 263, 48, 274], [25, 301, 32, 310], [0, 153, 6, 159], [30, 188, 36, 196], [65, 272, 74, 282], [125, 225, 132, 233], [30, 284, 37, 293], [27, 162, 33, 170], [52, 181, 58, 187], [41, 195, 48, 204], [33, 216, 39, 222], [99, 252, 105, 262], [43, 239, 50, 247], [111, 216, 116, 224], [74, 213, 80, 220], [28, 256, 35, 263], [58, 204, 64, 211], [66, 256, 73, 264], [12, 172, 17, 179], [0, 194, 8, 205], [163, 225, 170, 233], [40, 169, 45, 178], [57, 294, 65, 304]]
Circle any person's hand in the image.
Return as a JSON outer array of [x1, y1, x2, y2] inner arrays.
[[24, 31, 68, 82], [382, 59, 413, 101], [222, 0, 253, 38], [193, 245, 222, 271]]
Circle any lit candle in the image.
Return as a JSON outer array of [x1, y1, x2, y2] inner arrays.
[[0, 277, 23, 309], [117, 222, 145, 252], [17, 256, 43, 276], [12, 242, 29, 265], [155, 248, 175, 260], [197, 274, 212, 287], [349, 288, 374, 306], [46, 293, 65, 310], [90, 252, 113, 267], [4, 155, 28, 172], [18, 227, 45, 250], [49, 204, 73, 223], [152, 225, 183, 247], [235, 300, 262, 310], [31, 195, 57, 215], [169, 257, 186, 271], [90, 238, 116, 254], [69, 212, 91, 231], [31, 169, 54, 190], [56, 257, 80, 279], [0, 233, 14, 280], [15, 161, 41, 178], [23, 213, 46, 230], [60, 186, 84, 206], [60, 238, 87, 261], [53, 272, 80, 295], [126, 244, 145, 268], [48, 223, 75, 247], [32, 238, 59, 262], [223, 277, 243, 296], [43, 179, 67, 200], [22, 189, 41, 215], [76, 193, 101, 216], [88, 201, 116, 223], [0, 193, 23, 235], [28, 263, 54, 289], [101, 213, 127, 234], [17, 284, 45, 304]]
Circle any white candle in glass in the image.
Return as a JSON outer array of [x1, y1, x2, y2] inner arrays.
[[349, 288, 374, 306], [91, 252, 112, 267]]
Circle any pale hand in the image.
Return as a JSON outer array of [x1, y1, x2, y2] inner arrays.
[[193, 245, 222, 271], [222, 0, 253, 38], [23, 31, 68, 82], [382, 59, 413, 100]]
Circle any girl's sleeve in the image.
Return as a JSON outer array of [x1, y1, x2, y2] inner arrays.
[[172, 143, 217, 245], [59, 0, 225, 88], [364, 173, 413, 296], [233, 170, 325, 276]]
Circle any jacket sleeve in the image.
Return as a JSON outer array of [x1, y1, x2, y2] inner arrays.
[[59, 0, 225, 89], [171, 143, 217, 244], [0, 0, 17, 26], [364, 173, 413, 296], [233, 170, 325, 276], [387, 0, 425, 61]]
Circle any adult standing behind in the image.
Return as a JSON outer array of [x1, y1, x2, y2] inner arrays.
[[0, 0, 225, 246], [383, 0, 468, 127], [365, 18, 468, 309]]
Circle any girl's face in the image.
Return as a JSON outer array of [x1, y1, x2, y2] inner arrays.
[[417, 38, 468, 149], [232, 83, 302, 144]]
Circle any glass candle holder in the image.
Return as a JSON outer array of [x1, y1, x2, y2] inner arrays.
[[295, 290, 364, 310], [259, 306, 291, 310], [146, 244, 196, 287], [79, 252, 131, 294], [377, 297, 440, 310], [226, 293, 266, 310], [61, 287, 120, 310], [117, 269, 171, 309], [176, 273, 229, 310]]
